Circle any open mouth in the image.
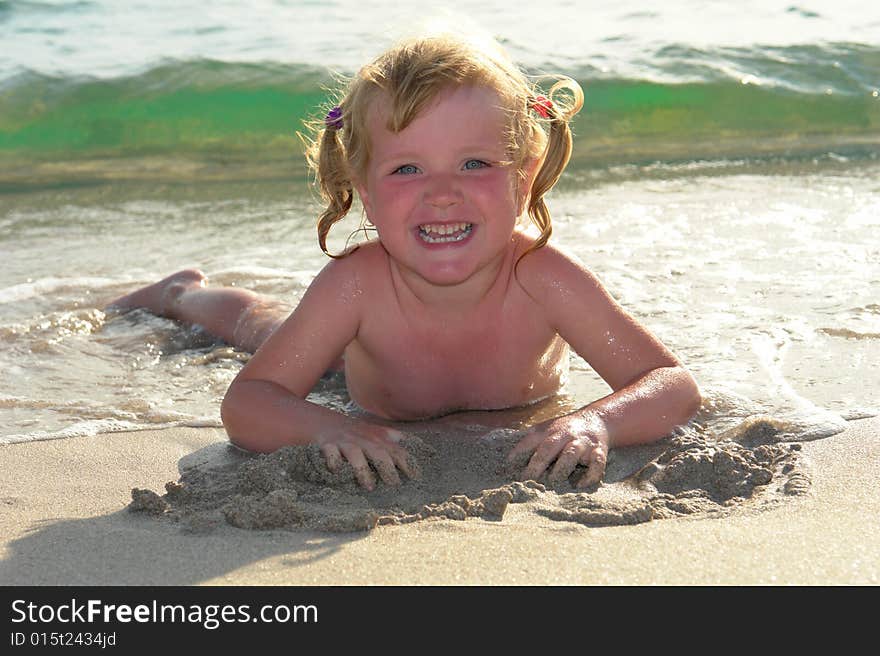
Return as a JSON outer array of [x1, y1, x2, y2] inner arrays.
[[417, 222, 473, 244]]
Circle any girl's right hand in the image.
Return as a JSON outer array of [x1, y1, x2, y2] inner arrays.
[[316, 422, 420, 491]]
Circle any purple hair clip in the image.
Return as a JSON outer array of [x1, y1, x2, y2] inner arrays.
[[325, 105, 343, 130]]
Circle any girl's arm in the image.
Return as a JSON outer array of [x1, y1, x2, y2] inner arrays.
[[510, 244, 702, 486], [220, 255, 417, 490]]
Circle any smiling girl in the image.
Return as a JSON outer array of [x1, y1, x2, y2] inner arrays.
[[110, 33, 701, 491]]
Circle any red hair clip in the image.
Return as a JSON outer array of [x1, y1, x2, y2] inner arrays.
[[532, 95, 553, 119]]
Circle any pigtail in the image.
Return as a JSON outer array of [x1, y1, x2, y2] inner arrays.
[[303, 105, 358, 258], [522, 78, 584, 258]]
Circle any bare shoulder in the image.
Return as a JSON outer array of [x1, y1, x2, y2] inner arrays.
[[235, 243, 386, 391], [513, 233, 682, 387], [513, 235, 609, 311], [308, 240, 385, 292], [265, 242, 389, 335]]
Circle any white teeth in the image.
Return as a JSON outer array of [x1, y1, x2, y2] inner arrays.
[[418, 223, 472, 243]]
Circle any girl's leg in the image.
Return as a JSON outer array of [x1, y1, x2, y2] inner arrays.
[[107, 269, 288, 354]]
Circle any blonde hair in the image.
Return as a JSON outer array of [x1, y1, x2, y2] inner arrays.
[[303, 33, 583, 258]]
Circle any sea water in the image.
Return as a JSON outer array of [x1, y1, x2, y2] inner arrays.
[[1, 0, 878, 443]]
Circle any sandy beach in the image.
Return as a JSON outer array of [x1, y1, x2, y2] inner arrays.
[[2, 0, 878, 599], [1, 415, 877, 586]]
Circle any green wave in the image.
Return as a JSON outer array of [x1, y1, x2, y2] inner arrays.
[[0, 61, 329, 154], [1, 58, 878, 186], [571, 78, 879, 165]]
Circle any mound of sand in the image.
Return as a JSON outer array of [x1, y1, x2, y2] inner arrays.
[[130, 410, 836, 533]]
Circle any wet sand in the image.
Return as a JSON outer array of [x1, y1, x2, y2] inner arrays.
[[1, 416, 878, 585]]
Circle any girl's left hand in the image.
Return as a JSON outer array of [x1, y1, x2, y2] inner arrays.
[[507, 410, 610, 487]]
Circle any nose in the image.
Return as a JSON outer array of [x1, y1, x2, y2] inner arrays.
[[424, 174, 462, 209]]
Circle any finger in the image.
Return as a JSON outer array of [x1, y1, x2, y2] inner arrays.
[[383, 428, 405, 444], [320, 443, 343, 473], [507, 430, 544, 462], [577, 446, 608, 488], [380, 429, 420, 480], [390, 447, 421, 481], [522, 437, 567, 481], [548, 442, 583, 484], [364, 448, 401, 487], [339, 444, 376, 491]]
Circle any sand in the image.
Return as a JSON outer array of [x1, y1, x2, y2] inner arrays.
[[126, 415, 817, 533], [1, 413, 878, 585]]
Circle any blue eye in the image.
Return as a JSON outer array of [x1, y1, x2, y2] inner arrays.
[[463, 159, 488, 170], [394, 164, 419, 175]]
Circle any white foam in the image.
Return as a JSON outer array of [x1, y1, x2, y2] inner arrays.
[[0, 418, 147, 444], [0, 415, 223, 445], [0, 276, 119, 305]]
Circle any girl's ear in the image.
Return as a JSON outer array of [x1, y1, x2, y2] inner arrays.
[[516, 157, 541, 215], [354, 179, 372, 219]]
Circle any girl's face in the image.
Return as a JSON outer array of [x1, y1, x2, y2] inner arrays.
[[356, 85, 530, 290]]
